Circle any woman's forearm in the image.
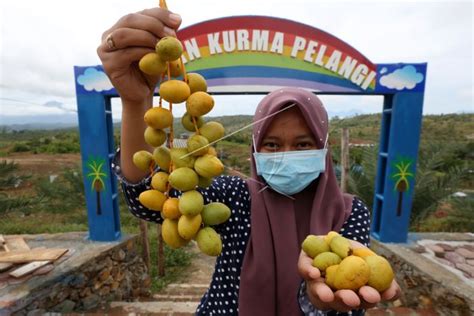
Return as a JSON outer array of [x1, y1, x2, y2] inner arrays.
[[120, 97, 153, 183]]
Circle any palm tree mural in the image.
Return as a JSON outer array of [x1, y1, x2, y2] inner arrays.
[[391, 157, 414, 217], [86, 156, 107, 215]]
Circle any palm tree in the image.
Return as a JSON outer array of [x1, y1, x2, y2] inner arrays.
[[347, 144, 466, 229], [391, 158, 415, 217], [86, 157, 107, 215]]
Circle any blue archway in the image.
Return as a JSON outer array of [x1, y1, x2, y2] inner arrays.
[[74, 16, 427, 243]]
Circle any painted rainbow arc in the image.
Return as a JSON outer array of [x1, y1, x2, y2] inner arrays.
[[177, 16, 377, 93]]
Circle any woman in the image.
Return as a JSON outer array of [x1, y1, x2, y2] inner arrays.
[[98, 7, 400, 315]]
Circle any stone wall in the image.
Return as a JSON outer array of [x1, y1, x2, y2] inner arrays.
[[371, 233, 474, 316], [0, 232, 150, 315]]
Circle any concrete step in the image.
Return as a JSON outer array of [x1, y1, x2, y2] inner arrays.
[[153, 293, 203, 302], [158, 283, 209, 296], [109, 301, 199, 315]]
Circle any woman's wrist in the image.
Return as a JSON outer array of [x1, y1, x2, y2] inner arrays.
[[120, 97, 153, 183]]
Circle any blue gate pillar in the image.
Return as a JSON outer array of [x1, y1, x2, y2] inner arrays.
[[372, 92, 425, 243], [75, 66, 121, 241]]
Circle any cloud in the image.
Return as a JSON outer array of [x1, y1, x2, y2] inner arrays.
[[43, 100, 77, 113], [379, 65, 425, 90], [77, 68, 113, 92], [380, 67, 388, 74]]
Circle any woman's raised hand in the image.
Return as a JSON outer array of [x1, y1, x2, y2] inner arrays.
[[97, 8, 182, 103]]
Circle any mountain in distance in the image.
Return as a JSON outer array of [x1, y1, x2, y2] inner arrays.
[[1, 109, 369, 131]]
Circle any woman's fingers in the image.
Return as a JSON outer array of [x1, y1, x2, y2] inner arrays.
[[297, 250, 320, 280], [334, 289, 360, 311], [139, 8, 182, 29], [312, 280, 335, 303], [381, 280, 401, 301], [358, 285, 381, 309], [103, 28, 158, 51]]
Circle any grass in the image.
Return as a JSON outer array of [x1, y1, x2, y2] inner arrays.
[[0, 169, 193, 293]]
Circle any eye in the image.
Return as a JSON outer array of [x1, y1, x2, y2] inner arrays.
[[263, 142, 279, 150], [296, 142, 315, 150]]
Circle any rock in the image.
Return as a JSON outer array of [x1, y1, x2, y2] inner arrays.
[[462, 244, 474, 252], [111, 281, 120, 291], [455, 263, 474, 278], [436, 243, 455, 251], [426, 244, 445, 257], [112, 249, 126, 262], [82, 294, 100, 310], [445, 252, 466, 265], [51, 300, 75, 313], [455, 247, 474, 259], [0, 281, 7, 290], [99, 285, 111, 296], [79, 287, 92, 298], [467, 259, 474, 266], [27, 309, 46, 316], [98, 268, 111, 281], [411, 245, 426, 253], [70, 273, 86, 288]]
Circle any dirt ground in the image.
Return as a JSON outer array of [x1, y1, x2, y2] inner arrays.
[[4, 153, 81, 176]]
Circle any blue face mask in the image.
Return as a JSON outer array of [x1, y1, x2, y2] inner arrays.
[[253, 146, 328, 196]]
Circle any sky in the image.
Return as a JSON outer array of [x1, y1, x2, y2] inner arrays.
[[0, 0, 472, 125]]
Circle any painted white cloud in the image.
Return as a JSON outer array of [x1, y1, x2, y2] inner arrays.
[[77, 68, 113, 92], [379, 65, 425, 90], [380, 67, 388, 74]]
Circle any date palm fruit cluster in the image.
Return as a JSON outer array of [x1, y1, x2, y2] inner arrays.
[[133, 36, 229, 256], [302, 232, 394, 292]]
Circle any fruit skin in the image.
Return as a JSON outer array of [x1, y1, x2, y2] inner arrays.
[[139, 189, 167, 211], [186, 92, 215, 117], [330, 236, 352, 259], [144, 107, 173, 129], [324, 231, 340, 245], [312, 252, 342, 273], [159, 80, 191, 104], [153, 147, 171, 172], [302, 235, 330, 258], [169, 59, 183, 77], [181, 112, 204, 132], [139, 52, 167, 75], [201, 202, 231, 226], [187, 134, 209, 156], [333, 255, 370, 291], [178, 214, 202, 240], [179, 190, 204, 216], [198, 176, 213, 189], [168, 167, 199, 191], [144, 127, 166, 147], [151, 172, 169, 192], [199, 122, 225, 143], [352, 248, 377, 258], [162, 198, 180, 219], [196, 227, 222, 256], [162, 218, 188, 249], [155, 36, 183, 61], [187, 73, 207, 93], [170, 148, 196, 169], [207, 147, 218, 156], [325, 264, 339, 290], [364, 255, 394, 292], [194, 154, 224, 178], [133, 150, 153, 172]]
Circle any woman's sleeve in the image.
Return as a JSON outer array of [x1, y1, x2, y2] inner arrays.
[[339, 197, 371, 247], [111, 149, 163, 224]]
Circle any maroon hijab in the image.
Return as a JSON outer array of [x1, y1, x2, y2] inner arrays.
[[238, 87, 353, 315]]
